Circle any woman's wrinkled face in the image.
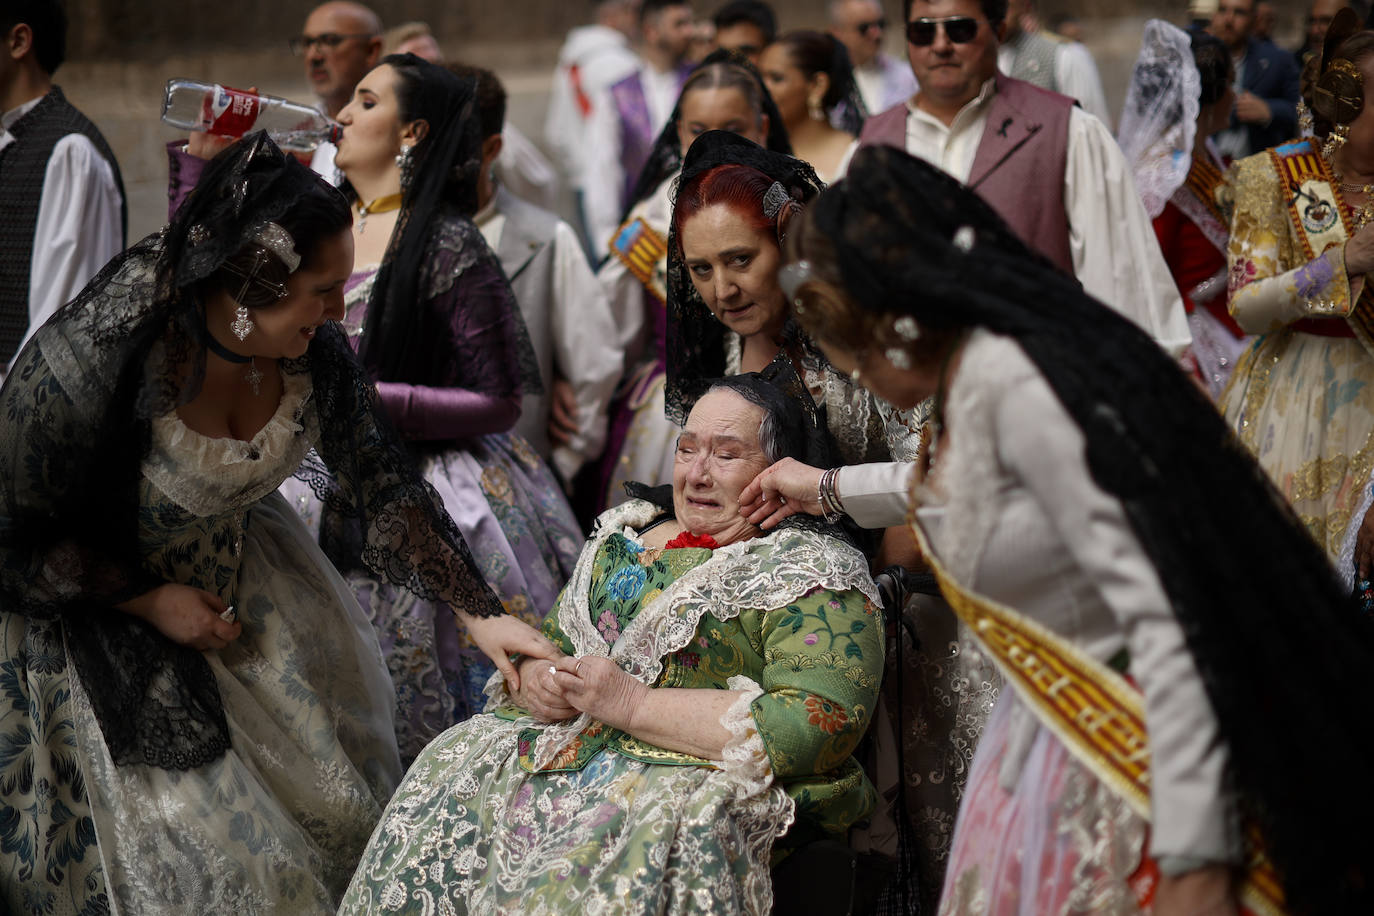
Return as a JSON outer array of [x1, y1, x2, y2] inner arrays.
[[676, 86, 769, 153], [673, 388, 772, 544], [241, 228, 353, 359], [334, 64, 408, 175], [680, 203, 787, 340]]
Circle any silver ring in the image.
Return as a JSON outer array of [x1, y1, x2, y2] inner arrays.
[[574, 661, 583, 676], [778, 495, 787, 505]]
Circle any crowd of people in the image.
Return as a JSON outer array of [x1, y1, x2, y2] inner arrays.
[[2, 0, 1374, 914]]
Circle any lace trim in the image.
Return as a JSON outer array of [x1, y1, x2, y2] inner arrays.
[[525, 499, 881, 769], [143, 366, 317, 515], [716, 675, 772, 799]]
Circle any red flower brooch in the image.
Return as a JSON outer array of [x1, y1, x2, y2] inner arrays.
[[664, 531, 719, 550]]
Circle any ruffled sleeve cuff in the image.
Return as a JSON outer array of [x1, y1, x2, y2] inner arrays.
[[715, 675, 774, 799]]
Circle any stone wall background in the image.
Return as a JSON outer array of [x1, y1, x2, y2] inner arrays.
[[53, 1, 1302, 242]]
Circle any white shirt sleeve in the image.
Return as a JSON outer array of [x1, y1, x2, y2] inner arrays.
[[20, 133, 122, 358], [1055, 42, 1111, 128], [549, 220, 622, 478], [835, 462, 914, 529], [1064, 107, 1192, 357], [581, 87, 627, 261]]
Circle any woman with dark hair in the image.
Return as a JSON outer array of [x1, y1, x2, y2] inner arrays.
[[341, 370, 884, 914], [282, 54, 583, 758], [1218, 11, 1374, 586], [595, 50, 790, 511], [759, 30, 865, 182], [755, 144, 1374, 914], [667, 129, 924, 468], [1119, 22, 1243, 397], [0, 134, 555, 913]]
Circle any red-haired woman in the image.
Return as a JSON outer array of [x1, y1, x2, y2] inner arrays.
[[664, 130, 926, 469]]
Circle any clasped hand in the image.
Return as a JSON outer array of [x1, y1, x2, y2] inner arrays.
[[512, 654, 646, 729]]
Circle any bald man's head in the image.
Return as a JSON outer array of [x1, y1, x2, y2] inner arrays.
[[300, 1, 383, 117]]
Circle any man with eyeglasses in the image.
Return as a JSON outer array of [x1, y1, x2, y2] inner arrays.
[[859, 0, 1191, 358], [168, 2, 381, 196], [828, 0, 917, 115]]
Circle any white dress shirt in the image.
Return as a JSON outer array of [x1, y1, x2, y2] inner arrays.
[[903, 78, 1191, 357], [997, 39, 1111, 127], [544, 24, 641, 183], [582, 64, 684, 261], [476, 198, 621, 480], [2, 97, 123, 370], [853, 53, 919, 116]]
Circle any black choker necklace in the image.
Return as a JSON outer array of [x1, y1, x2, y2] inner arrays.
[[205, 333, 251, 364], [205, 333, 264, 394]]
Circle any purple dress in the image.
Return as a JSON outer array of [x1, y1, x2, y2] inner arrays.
[[284, 217, 581, 763]]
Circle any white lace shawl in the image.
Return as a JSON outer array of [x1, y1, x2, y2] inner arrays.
[[490, 498, 882, 775], [1117, 20, 1201, 219]]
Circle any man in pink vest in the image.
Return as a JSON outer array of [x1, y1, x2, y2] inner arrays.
[[860, 0, 1191, 356]]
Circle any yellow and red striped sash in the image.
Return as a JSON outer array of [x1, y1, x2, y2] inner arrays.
[[905, 512, 1286, 916], [1184, 155, 1228, 228], [1270, 138, 1374, 355], [609, 216, 668, 305]]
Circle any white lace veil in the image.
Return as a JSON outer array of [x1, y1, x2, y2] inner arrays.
[[1117, 20, 1201, 218]]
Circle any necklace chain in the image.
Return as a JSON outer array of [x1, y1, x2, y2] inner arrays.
[[1336, 168, 1374, 229]]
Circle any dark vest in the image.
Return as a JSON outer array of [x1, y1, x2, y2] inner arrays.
[[0, 86, 127, 363], [859, 73, 1075, 274]]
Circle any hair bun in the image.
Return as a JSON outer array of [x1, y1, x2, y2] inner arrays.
[[1314, 57, 1365, 125]]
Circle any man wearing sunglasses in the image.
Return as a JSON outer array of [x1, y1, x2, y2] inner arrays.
[[828, 0, 918, 116], [859, 0, 1191, 359]]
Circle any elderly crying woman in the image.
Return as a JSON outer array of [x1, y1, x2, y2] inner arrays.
[[340, 372, 884, 915]]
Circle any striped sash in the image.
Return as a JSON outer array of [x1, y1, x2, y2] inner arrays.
[[1271, 138, 1374, 356], [905, 509, 1286, 916]]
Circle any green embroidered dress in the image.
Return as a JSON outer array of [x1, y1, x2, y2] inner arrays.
[[340, 499, 885, 915]]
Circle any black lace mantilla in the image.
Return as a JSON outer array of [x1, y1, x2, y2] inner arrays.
[[0, 134, 505, 771], [663, 131, 825, 427]]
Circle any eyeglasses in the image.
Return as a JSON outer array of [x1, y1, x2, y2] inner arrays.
[[289, 33, 374, 55], [906, 16, 981, 46], [857, 18, 886, 33]]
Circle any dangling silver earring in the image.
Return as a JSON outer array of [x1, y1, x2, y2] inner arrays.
[[396, 144, 415, 193], [808, 96, 825, 121], [885, 347, 913, 369], [849, 366, 862, 384], [1324, 123, 1350, 161], [231, 305, 254, 341]]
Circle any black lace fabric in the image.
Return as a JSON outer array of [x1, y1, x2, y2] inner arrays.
[[804, 145, 1374, 913], [663, 131, 825, 426], [0, 134, 503, 771], [292, 320, 506, 616]]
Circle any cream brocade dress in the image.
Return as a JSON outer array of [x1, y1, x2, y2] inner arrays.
[[0, 364, 403, 914], [1219, 149, 1374, 581]]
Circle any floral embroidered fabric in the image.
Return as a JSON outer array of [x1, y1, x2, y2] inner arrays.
[[339, 499, 885, 914]]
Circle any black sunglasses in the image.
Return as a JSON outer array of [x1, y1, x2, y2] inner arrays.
[[906, 16, 981, 46]]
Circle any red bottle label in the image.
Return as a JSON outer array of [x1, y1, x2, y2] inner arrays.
[[200, 85, 261, 137]]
